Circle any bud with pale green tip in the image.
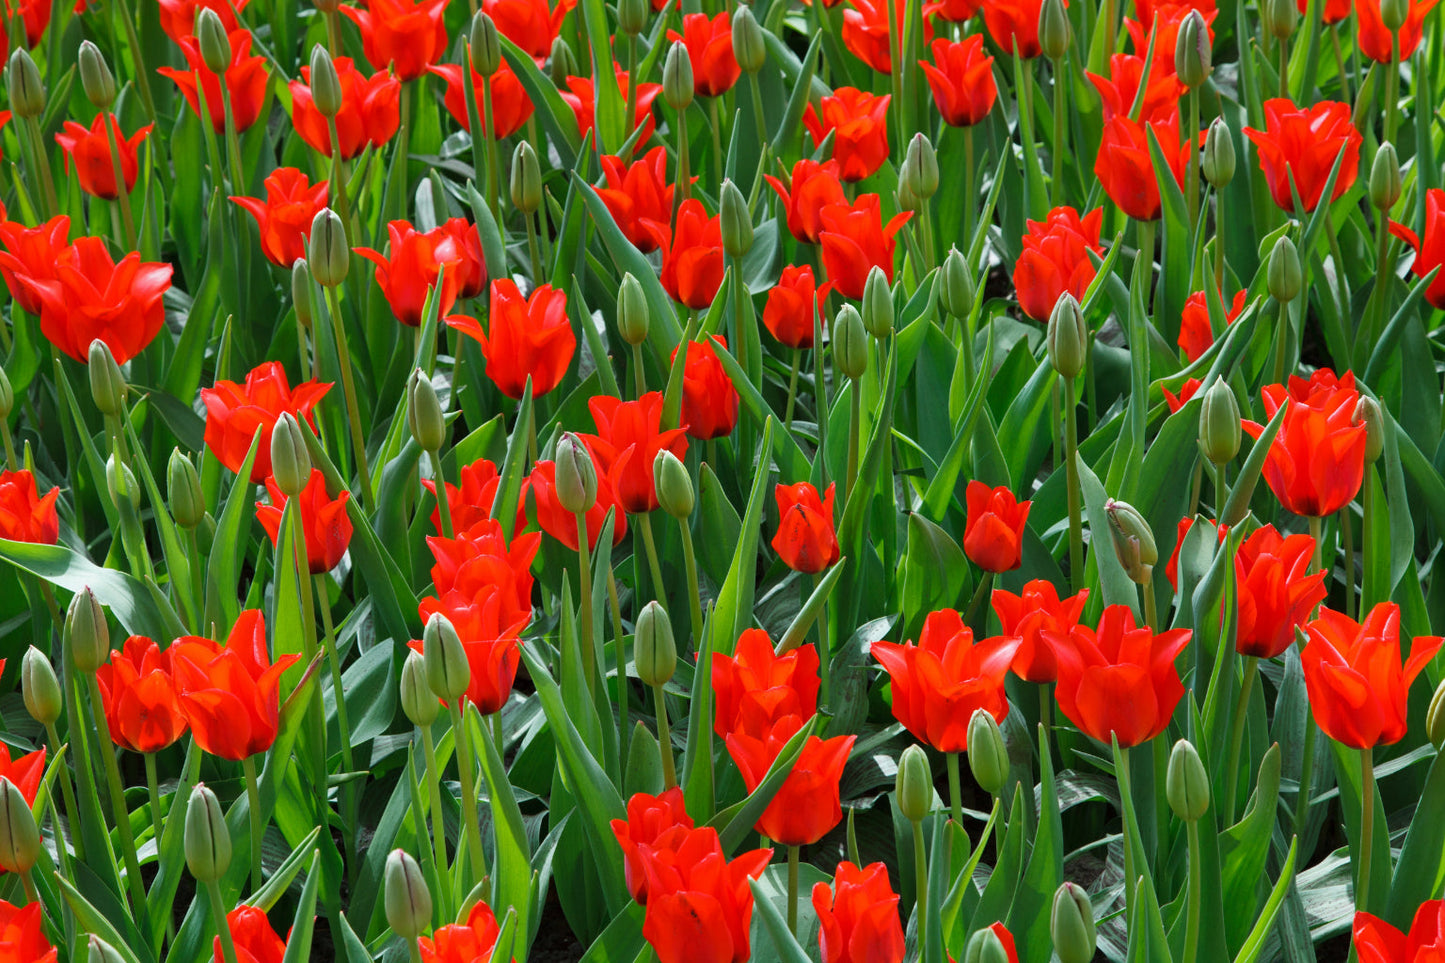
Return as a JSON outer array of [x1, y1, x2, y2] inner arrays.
[[423, 612, 471, 702], [720, 179, 752, 257], [384, 849, 433, 940], [896, 744, 932, 823], [196, 8, 232, 75], [88, 936, 129, 963], [549, 37, 577, 87], [184, 784, 231, 883], [653, 449, 694, 520], [618, 273, 650, 346], [1267, 236, 1302, 304], [1038, 0, 1070, 60], [635, 600, 677, 687], [1106, 498, 1157, 585], [1047, 293, 1087, 379], [400, 650, 439, 728], [1370, 143, 1401, 212], [1167, 738, 1210, 822], [1381, 0, 1408, 30], [270, 413, 312, 497], [663, 41, 694, 111], [8, 49, 45, 119], [833, 305, 869, 381], [21, 647, 60, 727], [511, 140, 542, 214], [79, 41, 115, 109], [1174, 10, 1212, 88], [940, 247, 974, 319], [308, 209, 350, 287], [309, 44, 343, 118], [1354, 395, 1384, 465], [1427, 678, 1445, 748], [619, 0, 647, 35], [966, 708, 1007, 796], [732, 5, 766, 73], [88, 340, 127, 417], [406, 369, 446, 454], [66, 587, 110, 675], [168, 449, 206, 530], [1263, 0, 1298, 39], [0, 777, 39, 875], [0, 367, 12, 419], [107, 454, 140, 512], [862, 267, 894, 338], [1201, 118, 1235, 189], [292, 260, 314, 328], [964, 926, 1013, 963], [470, 11, 502, 75], [901, 133, 939, 203], [1200, 378, 1241, 465], [555, 433, 598, 514], [1051, 882, 1098, 963]]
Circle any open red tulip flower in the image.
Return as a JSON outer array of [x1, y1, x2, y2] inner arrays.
[[1390, 188, 1445, 309], [764, 159, 847, 244], [201, 361, 332, 481], [1301, 603, 1443, 750], [1161, 377, 1203, 414], [926, 0, 980, 18], [1163, 516, 1226, 589], [1242, 377, 1367, 518], [1243, 98, 1361, 213], [819, 194, 911, 300], [1087, 53, 1185, 123], [812, 862, 906, 963], [672, 335, 739, 440], [1095, 109, 1193, 222], [423, 457, 527, 536], [1178, 289, 1246, 362], [447, 279, 575, 399], [763, 265, 824, 348], [803, 88, 892, 183], [55, 114, 151, 200], [963, 481, 1030, 573], [289, 57, 401, 159], [172, 610, 302, 761], [1124, 2, 1215, 76], [637, 827, 772, 963], [982, 0, 1058, 58], [1233, 524, 1327, 659], [255, 469, 354, 574], [611, 787, 694, 904], [526, 457, 629, 550], [668, 12, 741, 97], [426, 522, 538, 629], [158, 0, 247, 42], [843, 0, 931, 73], [216, 906, 286, 963], [96, 636, 188, 754], [231, 168, 329, 268], [646, 198, 725, 310], [158, 29, 269, 134], [0, 745, 45, 810], [1012, 205, 1104, 321], [418, 900, 504, 963], [597, 147, 676, 254], [483, 0, 576, 61], [727, 718, 857, 845], [430, 60, 536, 139], [0, 470, 60, 544], [1354, 900, 1445, 962], [435, 218, 487, 301], [20, 237, 173, 365], [356, 220, 464, 327], [872, 609, 1019, 752], [1053, 605, 1192, 747], [712, 628, 820, 738], [581, 393, 689, 514], [0, 901, 56, 962], [340, 0, 449, 80], [1357, 0, 1438, 62], [562, 68, 663, 144], [409, 605, 524, 715], [772, 482, 840, 574], [1132, 0, 1215, 28], [992, 579, 1089, 683], [920, 36, 997, 128], [0, 214, 70, 315]]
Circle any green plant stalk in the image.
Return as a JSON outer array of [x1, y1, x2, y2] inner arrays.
[[1295, 514, 1324, 836], [1364, 207, 1391, 360], [1223, 655, 1257, 823], [1361, 469, 1378, 608], [324, 284, 376, 506], [1341, 504, 1355, 618], [674, 110, 692, 217], [1355, 746, 1376, 924], [324, 115, 355, 241], [187, 528, 206, 634], [1186, 87, 1201, 230], [419, 725, 449, 888], [0, 415, 16, 469], [887, 0, 904, 156], [631, 343, 647, 398], [1104, 0, 1115, 63], [143, 751, 164, 855], [678, 518, 704, 652], [1142, 571, 1158, 632], [622, 36, 641, 161], [191, 78, 227, 201], [206, 878, 241, 963], [963, 571, 994, 630], [525, 212, 544, 286], [1039, 684, 1054, 773], [1384, 37, 1399, 147], [818, 582, 831, 709], [1330, 23, 1350, 101], [911, 817, 927, 943], [732, 258, 753, 387], [1064, 376, 1084, 594], [1183, 818, 1202, 963], [316, 575, 359, 882], [100, 115, 137, 252], [1271, 298, 1292, 387], [1214, 189, 1226, 296], [611, 567, 629, 771], [408, 937, 425, 963], [787, 844, 800, 935], [946, 752, 963, 826], [784, 349, 802, 432], [845, 375, 862, 503], [1051, 54, 1066, 206], [637, 512, 668, 611], [219, 84, 247, 196], [749, 70, 768, 148], [575, 510, 597, 696], [44, 721, 82, 868], [112, 0, 157, 122], [1279, 33, 1289, 98], [242, 755, 264, 892], [325, 7, 343, 56], [291, 521, 329, 843], [86, 676, 147, 914], [481, 74, 502, 226], [18, 867, 36, 905], [429, 451, 455, 539], [404, 747, 448, 924], [653, 683, 677, 790], [448, 701, 487, 883], [1212, 459, 1228, 520], [708, 97, 724, 192], [22, 115, 58, 219]]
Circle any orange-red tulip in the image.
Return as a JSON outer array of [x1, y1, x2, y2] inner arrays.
[[289, 57, 401, 159], [1124, 3, 1215, 76], [562, 69, 663, 144], [668, 12, 741, 96], [55, 114, 151, 200], [0, 901, 57, 963], [963, 481, 1030, 572], [447, 280, 575, 399], [430, 60, 536, 139], [803, 88, 891, 183], [22, 237, 172, 365], [581, 392, 689, 514], [356, 220, 464, 327], [408, 607, 523, 715], [201, 362, 332, 482], [1354, 901, 1445, 963], [1293, 0, 1348, 20], [1132, 0, 1214, 28], [763, 265, 823, 349], [638, 828, 771, 963], [772, 482, 840, 574], [214, 907, 286, 963], [1357, 0, 1437, 62], [423, 458, 524, 537], [764, 159, 847, 244], [341, 0, 449, 80], [610, 787, 694, 904], [1234, 524, 1327, 659], [1390, 189, 1445, 309], [982, 0, 1059, 57], [843, 0, 931, 72], [255, 469, 354, 574], [436, 218, 488, 301], [525, 457, 629, 550], [647, 199, 725, 310], [1242, 377, 1367, 518], [598, 147, 676, 254], [1161, 377, 1203, 414], [1012, 206, 1104, 322], [713, 628, 819, 738], [159, 0, 248, 42], [0, 214, 70, 315], [672, 335, 739, 440], [97, 636, 188, 754], [920, 36, 997, 127], [812, 862, 905, 963], [1243, 98, 1361, 213], [231, 168, 329, 268], [1095, 109, 1193, 222], [158, 29, 269, 134], [992, 579, 1089, 683], [1177, 289, 1246, 362], [1163, 516, 1226, 590], [727, 721, 856, 845], [425, 521, 538, 629], [818, 194, 911, 300], [482, 0, 576, 61], [419, 900, 504, 963], [0, 470, 59, 544], [0, 746, 45, 809], [1087, 53, 1186, 123]]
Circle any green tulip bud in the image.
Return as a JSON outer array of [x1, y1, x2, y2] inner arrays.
[[555, 432, 597, 515], [896, 744, 932, 823], [79, 41, 116, 109], [1354, 395, 1384, 465], [1381, 0, 1408, 30], [940, 247, 974, 319], [0, 778, 39, 876], [511, 140, 542, 215], [88, 936, 129, 963], [385, 849, 433, 940], [833, 305, 869, 381], [732, 5, 766, 73], [107, 454, 140, 513], [966, 708, 1008, 797], [635, 600, 677, 687], [1038, 0, 1071, 61], [270, 413, 311, 497], [1046, 293, 1087, 379], [184, 783, 231, 884], [1201, 118, 1235, 189], [8, 49, 46, 119], [470, 12, 502, 76], [1105, 498, 1157, 585], [0, 366, 12, 419], [308, 44, 343, 119], [549, 38, 577, 87], [195, 8, 232, 75], [895, 178, 920, 215], [1263, 0, 1297, 41], [1166, 738, 1210, 822], [292, 260, 314, 329], [65, 587, 110, 675], [1174, 10, 1212, 88], [901, 133, 939, 203], [1199, 378, 1242, 465], [168, 449, 206, 530], [862, 267, 894, 339], [406, 369, 447, 454], [88, 340, 128, 418], [1267, 236, 1302, 305], [720, 179, 753, 258], [1370, 142, 1401, 212], [617, 273, 650, 346], [964, 928, 1012, 963], [400, 650, 439, 728], [308, 209, 350, 288], [663, 41, 695, 111], [653, 449, 694, 520], [1051, 882, 1098, 963], [21, 647, 60, 727], [1427, 677, 1445, 748], [423, 612, 471, 702], [619, 0, 648, 35]]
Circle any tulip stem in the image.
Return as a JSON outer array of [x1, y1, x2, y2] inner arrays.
[[324, 115, 355, 243], [525, 212, 544, 286], [845, 375, 861, 504], [111, 0, 157, 123], [1142, 571, 1158, 633], [1184, 818, 1202, 963], [784, 349, 801, 432], [708, 97, 724, 189], [964, 126, 977, 245], [100, 113, 137, 252], [292, 522, 329, 842], [317, 574, 359, 883], [1355, 746, 1375, 924], [143, 752, 164, 854], [481, 74, 502, 227], [408, 937, 425, 963], [1278, 34, 1289, 99], [0, 417, 15, 471], [817, 577, 831, 708], [749, 71, 768, 149], [206, 878, 241, 963], [418, 725, 449, 887], [18, 868, 35, 906], [1223, 655, 1257, 823], [631, 343, 647, 399], [43, 721, 81, 869], [946, 751, 963, 827], [219, 84, 247, 198], [1186, 88, 1201, 231], [430, 451, 455, 539], [652, 683, 677, 790], [1384, 38, 1399, 148], [674, 106, 692, 219], [1064, 375, 1084, 594], [786, 844, 800, 936], [1271, 297, 1292, 388], [21, 116, 58, 219], [187, 528, 206, 634], [1341, 505, 1355, 619], [86, 675, 147, 916], [1214, 188, 1226, 297], [1212, 460, 1228, 522], [623, 36, 640, 162], [575, 510, 597, 695], [1113, 741, 1140, 924], [448, 701, 487, 884], [637, 512, 668, 612], [324, 284, 376, 506], [241, 755, 264, 893], [1050, 54, 1065, 207], [911, 817, 928, 941], [677, 517, 704, 652]]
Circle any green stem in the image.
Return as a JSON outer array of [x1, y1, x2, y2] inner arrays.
[[1279, 33, 1289, 99], [749, 70, 768, 148], [575, 510, 597, 695], [786, 844, 800, 936], [1142, 571, 1158, 632], [430, 451, 455, 539], [324, 285, 375, 506], [292, 526, 328, 836], [964, 126, 977, 244], [1271, 298, 1292, 390], [1114, 742, 1139, 923], [481, 74, 502, 226], [678, 519, 704, 652], [101, 114, 137, 251], [1064, 375, 1084, 594], [817, 581, 831, 709], [419, 725, 449, 886], [112, 0, 157, 123], [1341, 504, 1354, 619], [23, 116, 58, 219], [674, 105, 692, 218], [911, 818, 928, 942], [1212, 459, 1228, 521], [963, 571, 994, 630], [1361, 469, 1377, 608], [242, 755, 264, 892], [1356, 746, 1375, 919], [1214, 187, 1226, 297], [408, 937, 425, 963], [1183, 819, 1202, 963], [187, 528, 205, 634], [1384, 38, 1399, 148], [845, 376, 861, 503], [448, 701, 486, 883], [623, 36, 640, 161], [206, 879, 240, 963], [1050, 54, 1065, 206], [1223, 656, 1257, 824], [525, 213, 544, 285], [784, 349, 801, 432], [317, 574, 359, 883], [653, 683, 677, 790], [44, 721, 81, 868], [946, 752, 963, 826], [143, 752, 163, 852], [637, 512, 668, 611], [708, 97, 724, 188], [87, 675, 146, 914], [1186, 87, 1201, 231], [631, 342, 647, 398], [324, 115, 355, 242], [219, 84, 246, 196]]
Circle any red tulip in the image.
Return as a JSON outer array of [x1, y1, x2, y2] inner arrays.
[[97, 636, 188, 754], [818, 194, 912, 300], [289, 57, 401, 159], [1161, 377, 1203, 414], [991, 579, 1089, 683], [201, 361, 333, 482], [1357, 0, 1437, 62], [0, 745, 44, 811], [668, 12, 741, 97], [1124, 3, 1215, 77], [21, 237, 172, 365], [430, 60, 536, 139], [447, 279, 575, 399], [159, 0, 248, 42], [1293, 0, 1349, 20], [1, 0, 49, 47], [1095, 109, 1193, 221], [1242, 377, 1367, 518], [1391, 189, 1445, 309], [525, 457, 629, 550], [158, 29, 270, 134], [963, 481, 1030, 572], [1163, 516, 1227, 590], [764, 159, 847, 244], [763, 265, 824, 349], [425, 521, 538, 628], [639, 828, 772, 963], [255, 469, 353, 574], [341, 0, 449, 80], [1243, 98, 1361, 213], [926, 0, 981, 16], [712, 628, 819, 738], [1232, 524, 1328, 659], [985, 923, 1021, 963], [356, 220, 464, 327], [1178, 289, 1246, 362], [671, 335, 739, 440], [0, 901, 57, 963], [55, 114, 151, 201], [0, 214, 69, 315], [231, 168, 329, 268], [562, 69, 663, 144], [1053, 605, 1192, 747], [436, 218, 488, 300], [611, 787, 694, 904], [647, 198, 725, 310], [581, 392, 689, 514], [1087, 53, 1186, 123], [214, 907, 286, 963], [0, 470, 59, 544], [772, 482, 840, 573], [482, 0, 577, 61], [410, 596, 525, 711], [872, 609, 1019, 752], [843, 0, 931, 72], [727, 720, 856, 845], [598, 147, 676, 254], [812, 862, 905, 963], [422, 458, 521, 537], [1354, 901, 1445, 962], [1012, 205, 1104, 321], [983, 0, 1059, 58], [172, 610, 302, 760], [920, 36, 997, 127], [1131, 0, 1215, 31], [803, 88, 891, 183], [418, 900, 504, 963]]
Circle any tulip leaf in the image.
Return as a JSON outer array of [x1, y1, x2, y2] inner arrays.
[[278, 852, 322, 963], [1232, 837, 1298, 963], [711, 418, 775, 656], [577, 902, 645, 963], [776, 557, 848, 655], [1364, 265, 1441, 384], [900, 514, 968, 639], [771, 33, 821, 156], [1009, 724, 1064, 956], [1384, 749, 1445, 926], [58, 871, 152, 963], [1076, 449, 1139, 618], [477, 707, 535, 961], [499, 38, 580, 168], [681, 605, 718, 823], [1220, 743, 1281, 949], [1220, 399, 1287, 528], [749, 875, 817, 963], [710, 339, 811, 480]]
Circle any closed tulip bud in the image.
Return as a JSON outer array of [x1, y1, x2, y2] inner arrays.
[[1427, 678, 1445, 748], [308, 209, 350, 287], [423, 612, 471, 702], [1200, 378, 1241, 465], [65, 587, 110, 675], [555, 432, 597, 514], [619, 0, 648, 35], [964, 929, 1012, 963], [309, 44, 343, 119], [1354, 395, 1384, 465], [896, 744, 932, 823], [21, 647, 60, 727], [1201, 118, 1235, 189], [617, 273, 650, 346], [7, 50, 45, 119], [862, 267, 894, 338], [0, 367, 12, 419], [1038, 0, 1071, 61], [833, 304, 869, 381], [470, 12, 502, 76], [1174, 10, 1212, 88], [1047, 293, 1087, 379], [663, 41, 695, 111], [400, 651, 438, 728], [966, 708, 1008, 797], [79, 41, 115, 109], [88, 936, 128, 963], [184, 784, 231, 883], [511, 140, 542, 214], [732, 5, 766, 73], [901, 133, 939, 202], [635, 600, 677, 687], [653, 449, 694, 520], [720, 179, 753, 258], [1105, 498, 1157, 585], [168, 449, 206, 530], [549, 38, 577, 87], [196, 8, 232, 75], [895, 177, 920, 214], [1381, 0, 1408, 30], [1166, 739, 1210, 822], [0, 778, 39, 875], [1263, 0, 1297, 41], [88, 340, 127, 417], [385, 849, 432, 939], [1267, 236, 1302, 304], [406, 369, 446, 454], [1051, 882, 1098, 963], [292, 260, 314, 329], [1370, 142, 1401, 212], [107, 454, 140, 512], [940, 247, 974, 319], [270, 413, 311, 497]]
